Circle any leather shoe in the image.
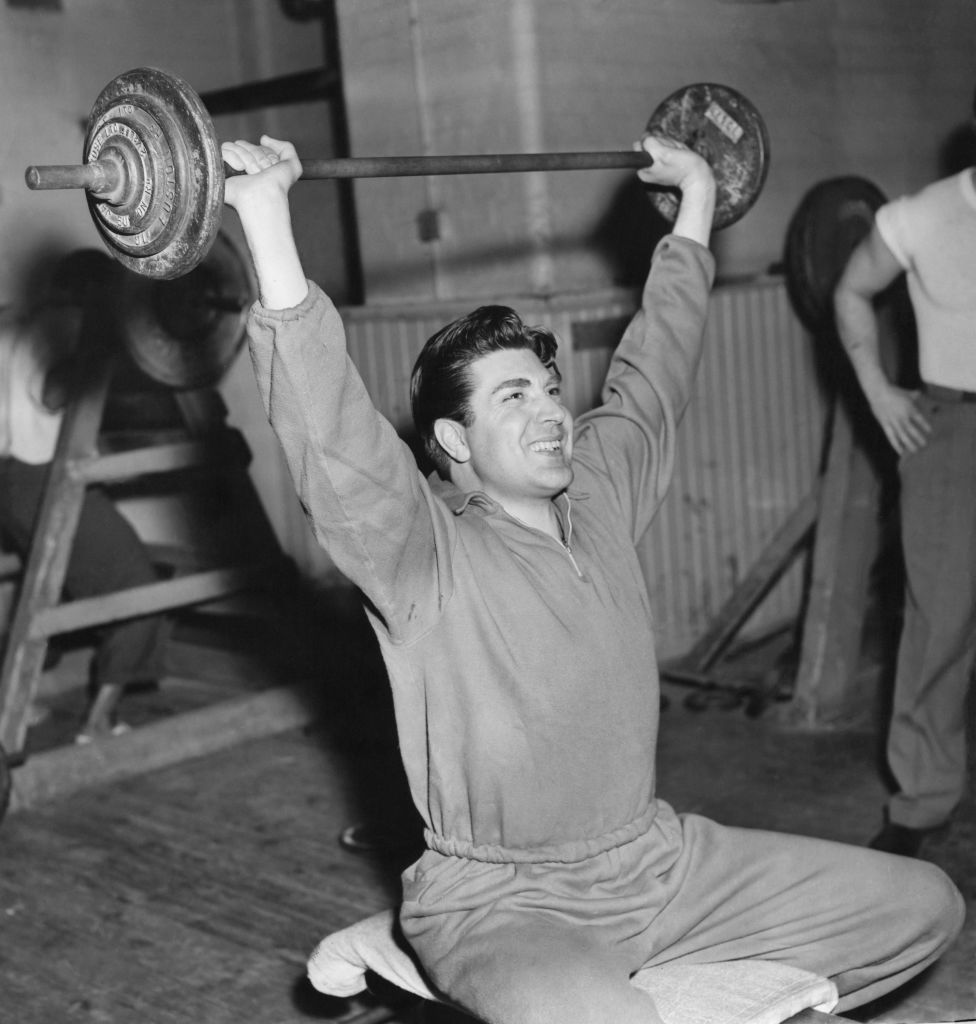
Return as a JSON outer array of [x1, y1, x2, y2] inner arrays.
[[338, 822, 423, 857], [868, 820, 947, 857]]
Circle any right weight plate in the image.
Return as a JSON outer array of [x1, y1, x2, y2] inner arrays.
[[644, 82, 771, 230]]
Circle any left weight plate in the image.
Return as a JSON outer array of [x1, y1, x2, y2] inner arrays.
[[644, 82, 770, 230], [84, 67, 224, 280]]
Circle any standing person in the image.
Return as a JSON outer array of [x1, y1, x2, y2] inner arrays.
[[223, 132, 963, 1024], [833, 159, 976, 858], [0, 250, 169, 740]]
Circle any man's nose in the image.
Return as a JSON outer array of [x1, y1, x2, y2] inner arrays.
[[537, 393, 567, 421]]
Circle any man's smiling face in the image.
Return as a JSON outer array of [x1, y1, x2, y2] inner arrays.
[[456, 347, 574, 511]]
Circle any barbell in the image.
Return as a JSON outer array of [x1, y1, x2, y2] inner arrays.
[[25, 67, 770, 281]]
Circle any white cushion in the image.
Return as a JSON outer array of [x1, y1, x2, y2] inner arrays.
[[630, 958, 838, 1024], [307, 909, 840, 1024]]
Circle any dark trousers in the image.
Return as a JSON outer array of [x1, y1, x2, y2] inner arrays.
[[0, 456, 167, 688]]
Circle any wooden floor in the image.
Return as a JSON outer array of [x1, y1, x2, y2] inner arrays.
[[0, 600, 974, 1024]]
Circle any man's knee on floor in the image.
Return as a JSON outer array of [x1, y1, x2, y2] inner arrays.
[[442, 934, 649, 1024], [463, 964, 658, 1024], [921, 863, 966, 945], [885, 858, 965, 949]]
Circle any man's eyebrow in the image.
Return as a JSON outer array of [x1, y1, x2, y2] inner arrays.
[[490, 377, 532, 396], [490, 370, 562, 397]]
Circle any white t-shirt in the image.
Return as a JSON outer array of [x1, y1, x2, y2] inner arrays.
[[875, 169, 976, 391], [0, 308, 71, 465]]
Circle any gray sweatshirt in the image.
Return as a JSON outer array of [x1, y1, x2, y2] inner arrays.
[[247, 235, 714, 864]]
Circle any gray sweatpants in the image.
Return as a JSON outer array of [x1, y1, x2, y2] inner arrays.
[[890, 392, 976, 829], [401, 800, 964, 1024]]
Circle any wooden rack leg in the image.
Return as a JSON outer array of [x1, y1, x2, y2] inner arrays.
[[660, 486, 820, 689], [786, 397, 885, 727], [0, 347, 114, 758]]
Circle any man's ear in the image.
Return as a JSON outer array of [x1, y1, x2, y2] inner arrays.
[[433, 418, 470, 464]]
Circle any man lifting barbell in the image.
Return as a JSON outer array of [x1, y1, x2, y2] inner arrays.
[[215, 127, 963, 1024], [21, 65, 965, 1021]]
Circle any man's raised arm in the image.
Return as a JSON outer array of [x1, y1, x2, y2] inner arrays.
[[636, 134, 716, 247], [222, 136, 308, 310], [573, 138, 717, 538], [220, 137, 444, 638]]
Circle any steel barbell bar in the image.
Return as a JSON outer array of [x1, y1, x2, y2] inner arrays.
[[26, 149, 659, 199], [25, 68, 770, 281], [27, 149, 656, 194]]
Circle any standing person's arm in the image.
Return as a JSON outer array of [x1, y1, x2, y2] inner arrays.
[[833, 223, 931, 455]]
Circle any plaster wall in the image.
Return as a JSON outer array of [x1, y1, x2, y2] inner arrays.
[[336, 0, 976, 302]]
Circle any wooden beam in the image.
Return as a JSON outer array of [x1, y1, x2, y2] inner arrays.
[[73, 431, 250, 484], [786, 1011, 851, 1023], [29, 565, 274, 638], [0, 552, 22, 580], [662, 486, 820, 681], [199, 67, 340, 116], [9, 684, 319, 811]]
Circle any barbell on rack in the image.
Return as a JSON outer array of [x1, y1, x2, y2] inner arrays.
[[25, 67, 770, 281]]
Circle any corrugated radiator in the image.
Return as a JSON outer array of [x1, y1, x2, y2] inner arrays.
[[338, 278, 828, 660]]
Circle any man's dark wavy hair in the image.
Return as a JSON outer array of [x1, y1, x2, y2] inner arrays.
[[410, 305, 559, 477]]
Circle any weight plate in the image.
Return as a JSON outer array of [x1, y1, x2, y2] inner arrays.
[[784, 176, 887, 333], [117, 229, 256, 389], [644, 82, 770, 230], [85, 104, 179, 252], [84, 67, 224, 280]]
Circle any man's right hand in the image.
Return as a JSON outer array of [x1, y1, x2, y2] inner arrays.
[[222, 136, 303, 211], [867, 382, 931, 456]]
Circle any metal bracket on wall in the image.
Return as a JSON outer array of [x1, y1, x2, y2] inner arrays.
[[200, 67, 340, 116]]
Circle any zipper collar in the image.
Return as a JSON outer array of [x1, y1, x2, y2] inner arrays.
[[429, 474, 589, 518]]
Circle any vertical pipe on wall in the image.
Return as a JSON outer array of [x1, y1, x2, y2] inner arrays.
[[407, 0, 446, 300], [510, 0, 554, 295], [321, 0, 364, 304]]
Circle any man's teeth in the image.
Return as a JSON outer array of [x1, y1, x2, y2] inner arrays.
[[531, 440, 561, 452]]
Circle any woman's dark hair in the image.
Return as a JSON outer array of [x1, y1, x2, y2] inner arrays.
[[410, 305, 559, 476], [48, 249, 115, 306]]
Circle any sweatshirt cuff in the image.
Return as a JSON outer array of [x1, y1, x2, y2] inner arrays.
[[250, 279, 333, 325], [653, 234, 716, 286]]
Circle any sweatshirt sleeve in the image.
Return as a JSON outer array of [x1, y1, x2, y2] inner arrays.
[[571, 235, 715, 542], [246, 282, 451, 641]]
